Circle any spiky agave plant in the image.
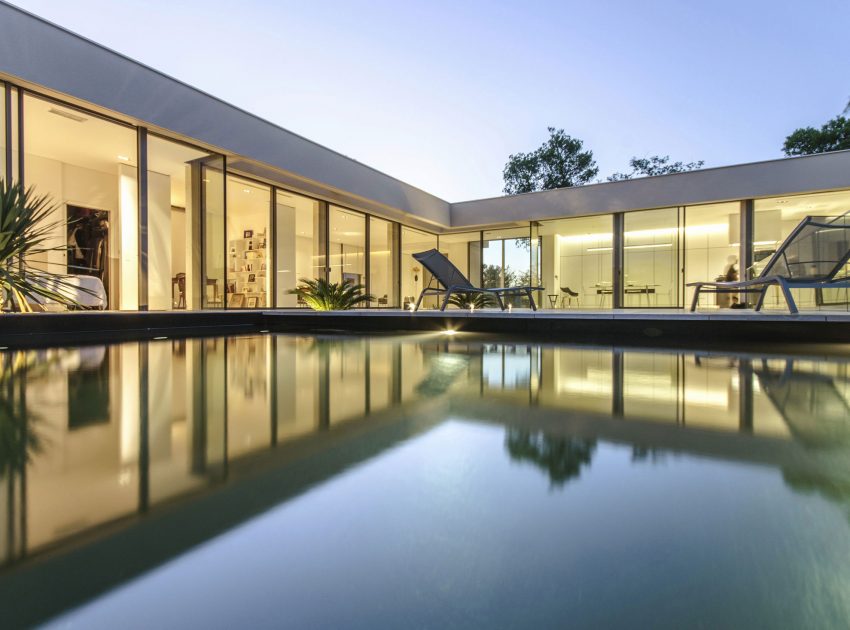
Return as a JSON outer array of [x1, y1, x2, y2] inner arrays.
[[0, 180, 90, 312], [447, 291, 496, 310], [289, 278, 373, 311]]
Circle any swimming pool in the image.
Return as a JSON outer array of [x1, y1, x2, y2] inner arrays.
[[1, 333, 849, 628]]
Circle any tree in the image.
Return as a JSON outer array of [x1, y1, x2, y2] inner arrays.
[[482, 264, 516, 289], [782, 116, 850, 156], [607, 155, 705, 182], [502, 127, 598, 194], [505, 429, 596, 488]]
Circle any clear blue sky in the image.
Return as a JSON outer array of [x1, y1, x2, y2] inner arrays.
[[10, 0, 850, 201]]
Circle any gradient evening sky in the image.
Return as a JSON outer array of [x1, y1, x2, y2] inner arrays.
[[9, 0, 850, 201]]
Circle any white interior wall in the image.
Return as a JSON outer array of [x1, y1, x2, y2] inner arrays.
[[147, 171, 171, 310]]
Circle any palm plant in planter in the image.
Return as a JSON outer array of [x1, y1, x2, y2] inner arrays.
[[447, 291, 496, 310], [0, 180, 87, 312], [289, 278, 373, 311]]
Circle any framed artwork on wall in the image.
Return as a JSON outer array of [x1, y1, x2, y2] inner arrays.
[[243, 229, 253, 239], [246, 296, 258, 308], [228, 293, 245, 308]]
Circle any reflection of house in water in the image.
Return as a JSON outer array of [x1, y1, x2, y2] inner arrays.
[[1, 336, 850, 626]]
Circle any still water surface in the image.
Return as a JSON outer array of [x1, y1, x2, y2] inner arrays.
[[1, 333, 850, 628]]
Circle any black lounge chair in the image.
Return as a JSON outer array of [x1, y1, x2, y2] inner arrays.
[[412, 249, 544, 311], [689, 214, 850, 314]]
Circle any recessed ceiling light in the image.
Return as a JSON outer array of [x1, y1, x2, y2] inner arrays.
[[48, 107, 87, 122], [117, 155, 130, 161], [243, 188, 251, 193]]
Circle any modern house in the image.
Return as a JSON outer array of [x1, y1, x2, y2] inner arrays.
[[2, 1, 850, 312]]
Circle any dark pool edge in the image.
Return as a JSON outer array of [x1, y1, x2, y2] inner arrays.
[[0, 310, 849, 352]]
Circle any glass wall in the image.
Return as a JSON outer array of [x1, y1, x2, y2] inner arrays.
[[402, 227, 438, 309], [369, 217, 398, 307], [754, 190, 850, 309], [146, 135, 216, 310], [539, 215, 613, 309], [684, 202, 740, 308], [226, 176, 270, 308], [623, 207, 681, 307], [328, 205, 366, 287], [200, 157, 226, 308], [440, 232, 482, 287], [23, 94, 139, 310], [0, 84, 5, 180], [274, 190, 322, 307], [483, 227, 531, 288]]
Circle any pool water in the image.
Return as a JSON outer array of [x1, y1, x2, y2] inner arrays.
[[1, 334, 850, 628]]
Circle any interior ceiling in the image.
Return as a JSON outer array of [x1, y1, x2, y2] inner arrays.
[[24, 96, 209, 209], [760, 190, 850, 221], [25, 95, 136, 173]]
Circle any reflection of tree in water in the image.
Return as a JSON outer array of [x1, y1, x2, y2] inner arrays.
[[782, 468, 850, 524], [505, 429, 595, 488], [0, 352, 43, 478]]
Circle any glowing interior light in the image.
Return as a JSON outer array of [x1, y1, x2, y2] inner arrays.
[[442, 329, 457, 335]]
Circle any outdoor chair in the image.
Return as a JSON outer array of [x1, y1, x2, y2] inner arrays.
[[560, 287, 580, 308], [689, 214, 850, 314], [412, 249, 544, 311]]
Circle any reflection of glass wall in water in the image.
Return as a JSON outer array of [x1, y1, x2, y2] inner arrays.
[[684, 202, 740, 308], [539, 215, 613, 309], [274, 190, 322, 307], [227, 336, 272, 456], [23, 94, 138, 310], [329, 206, 366, 288], [402, 227, 438, 309], [623, 208, 681, 307], [227, 177, 271, 308], [5, 335, 850, 569], [754, 190, 850, 309]]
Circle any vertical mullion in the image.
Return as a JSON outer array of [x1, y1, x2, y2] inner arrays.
[[364, 215, 371, 307], [613, 213, 624, 309], [16, 88, 23, 186], [270, 187, 277, 308], [4, 84, 11, 183], [137, 128, 149, 311]]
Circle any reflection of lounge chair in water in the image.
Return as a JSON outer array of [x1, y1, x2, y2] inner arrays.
[[415, 353, 471, 396], [755, 360, 850, 447], [689, 214, 850, 313]]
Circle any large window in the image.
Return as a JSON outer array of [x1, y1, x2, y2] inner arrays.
[[226, 176, 270, 308], [401, 227, 437, 309], [0, 84, 5, 180], [483, 227, 531, 289], [329, 205, 366, 288], [146, 135, 217, 310], [274, 190, 322, 307], [539, 215, 613, 308], [440, 232, 482, 286], [623, 208, 681, 307], [369, 217, 398, 307], [684, 202, 740, 308], [754, 190, 850, 309], [24, 94, 138, 310]]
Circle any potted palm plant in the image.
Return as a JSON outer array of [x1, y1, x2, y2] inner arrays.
[[289, 278, 373, 311], [0, 180, 89, 312]]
